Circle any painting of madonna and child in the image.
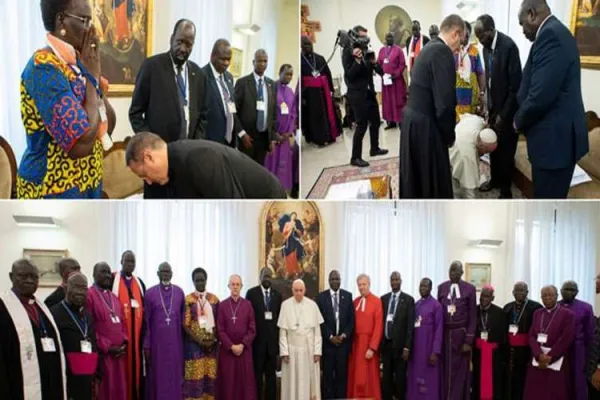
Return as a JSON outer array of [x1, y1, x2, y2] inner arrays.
[[260, 201, 323, 300]]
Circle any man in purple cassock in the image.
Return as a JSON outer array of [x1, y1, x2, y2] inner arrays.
[[264, 64, 298, 197], [143, 262, 185, 400], [437, 260, 476, 400], [524, 285, 575, 400], [378, 32, 407, 130], [558, 280, 594, 400], [407, 278, 443, 399], [217, 275, 257, 400], [86, 262, 128, 400]]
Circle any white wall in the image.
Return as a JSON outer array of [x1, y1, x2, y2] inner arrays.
[[275, 0, 300, 89]]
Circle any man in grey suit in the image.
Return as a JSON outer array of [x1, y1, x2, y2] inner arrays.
[[234, 49, 277, 166]]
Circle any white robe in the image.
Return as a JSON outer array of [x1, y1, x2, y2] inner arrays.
[[278, 297, 324, 400], [449, 113, 486, 189]]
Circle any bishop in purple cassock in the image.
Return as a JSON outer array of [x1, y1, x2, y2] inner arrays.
[[524, 285, 575, 400], [407, 278, 443, 399], [143, 263, 185, 400], [437, 261, 476, 400], [378, 32, 407, 128], [216, 275, 257, 400], [558, 280, 594, 400]]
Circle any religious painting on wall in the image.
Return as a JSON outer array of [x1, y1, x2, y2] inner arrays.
[[570, 0, 600, 68], [230, 47, 243, 78], [90, 0, 153, 96], [466, 263, 491, 291], [374, 5, 412, 47], [260, 201, 323, 301], [301, 5, 322, 43], [22, 248, 69, 287]]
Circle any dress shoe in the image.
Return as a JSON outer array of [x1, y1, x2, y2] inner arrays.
[[499, 189, 513, 199], [370, 148, 389, 157], [384, 122, 397, 130], [479, 181, 495, 192], [350, 158, 370, 167]]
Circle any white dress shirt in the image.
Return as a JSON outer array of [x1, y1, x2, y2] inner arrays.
[[330, 289, 340, 336], [253, 71, 269, 132]]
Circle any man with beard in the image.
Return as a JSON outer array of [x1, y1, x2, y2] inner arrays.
[[503, 282, 542, 400], [51, 273, 99, 400], [472, 285, 506, 400], [112, 251, 146, 400], [405, 21, 430, 73], [0, 259, 66, 400], [378, 33, 408, 130], [301, 36, 338, 146], [143, 262, 185, 400], [316, 270, 354, 399], [45, 257, 81, 308], [129, 19, 208, 198], [246, 267, 283, 400]]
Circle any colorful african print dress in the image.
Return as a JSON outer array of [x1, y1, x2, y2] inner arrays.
[[183, 292, 219, 400], [454, 44, 484, 122], [17, 45, 103, 198]]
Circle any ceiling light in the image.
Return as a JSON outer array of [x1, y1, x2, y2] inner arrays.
[[235, 24, 261, 36], [13, 215, 59, 228]]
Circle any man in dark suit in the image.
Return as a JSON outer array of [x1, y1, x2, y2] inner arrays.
[[316, 270, 354, 399], [203, 39, 243, 147], [129, 19, 208, 199], [515, 0, 589, 198], [475, 15, 522, 199], [44, 258, 81, 308], [234, 49, 277, 166], [125, 132, 287, 199], [380, 271, 415, 400], [245, 268, 282, 400], [342, 25, 389, 167]]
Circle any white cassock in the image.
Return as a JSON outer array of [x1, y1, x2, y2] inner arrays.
[[278, 296, 324, 400], [449, 113, 486, 190]]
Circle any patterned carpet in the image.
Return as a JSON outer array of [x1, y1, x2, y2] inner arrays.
[[306, 157, 525, 199]]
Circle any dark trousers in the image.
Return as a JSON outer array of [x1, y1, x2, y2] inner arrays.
[[489, 123, 518, 192], [240, 131, 269, 166], [322, 345, 350, 399], [347, 89, 380, 160], [590, 381, 600, 400], [381, 339, 407, 400], [254, 349, 277, 400], [532, 164, 575, 199]]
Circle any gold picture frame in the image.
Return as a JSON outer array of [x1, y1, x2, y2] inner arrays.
[[22, 249, 70, 288], [259, 201, 324, 301], [465, 262, 491, 291], [230, 47, 243, 78], [570, 0, 600, 69], [91, 0, 154, 96]]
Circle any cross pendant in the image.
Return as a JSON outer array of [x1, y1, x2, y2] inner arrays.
[[450, 309, 455, 316], [232, 316, 237, 324], [166, 317, 171, 325]]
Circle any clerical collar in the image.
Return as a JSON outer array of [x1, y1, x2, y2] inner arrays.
[[294, 297, 304, 304], [231, 296, 241, 303], [12, 289, 35, 305], [545, 303, 559, 313], [161, 283, 171, 290]]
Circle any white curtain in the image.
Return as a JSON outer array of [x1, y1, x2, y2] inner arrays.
[[248, 0, 278, 78], [0, 0, 46, 163], [340, 202, 446, 298], [506, 202, 599, 306], [106, 201, 253, 299]]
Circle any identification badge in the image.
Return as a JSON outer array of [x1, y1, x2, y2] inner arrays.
[[335, 311, 339, 320], [509, 324, 519, 335], [81, 340, 92, 354], [481, 331, 489, 341], [199, 316, 207, 326], [312, 70, 320, 78], [448, 304, 456, 314], [41, 338, 56, 352], [384, 58, 390, 64], [256, 101, 266, 111], [131, 299, 140, 308], [383, 74, 393, 86], [99, 103, 107, 122], [537, 333, 548, 344], [265, 311, 273, 320], [386, 314, 394, 322], [227, 101, 237, 114], [414, 316, 421, 328], [184, 106, 190, 124], [280, 102, 289, 115], [111, 315, 120, 324]]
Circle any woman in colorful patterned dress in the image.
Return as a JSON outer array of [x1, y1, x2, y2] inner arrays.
[[18, 0, 115, 199], [183, 268, 220, 400], [454, 21, 486, 122]]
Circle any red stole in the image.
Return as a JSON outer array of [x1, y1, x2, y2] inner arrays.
[[476, 338, 498, 400]]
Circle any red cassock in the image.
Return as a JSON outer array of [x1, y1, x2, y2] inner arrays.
[[347, 293, 383, 400]]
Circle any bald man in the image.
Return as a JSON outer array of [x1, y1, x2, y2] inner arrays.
[[45, 257, 81, 308], [235, 49, 278, 165], [278, 279, 323, 400]]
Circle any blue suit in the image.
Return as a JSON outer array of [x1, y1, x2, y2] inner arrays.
[[515, 16, 588, 198], [316, 288, 354, 399]]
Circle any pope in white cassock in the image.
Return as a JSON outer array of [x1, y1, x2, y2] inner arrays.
[[278, 279, 324, 400]]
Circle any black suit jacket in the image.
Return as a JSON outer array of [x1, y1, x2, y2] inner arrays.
[[44, 285, 66, 308], [380, 291, 415, 355], [316, 289, 354, 351], [129, 52, 208, 142], [483, 31, 522, 128], [202, 63, 243, 146], [234, 73, 277, 142], [246, 286, 282, 357], [342, 46, 383, 95]]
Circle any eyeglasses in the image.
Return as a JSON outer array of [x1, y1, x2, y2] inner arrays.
[[64, 13, 93, 29]]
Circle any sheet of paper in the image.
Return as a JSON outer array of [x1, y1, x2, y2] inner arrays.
[[383, 74, 393, 86], [326, 180, 374, 199], [531, 346, 563, 371], [570, 164, 592, 187]]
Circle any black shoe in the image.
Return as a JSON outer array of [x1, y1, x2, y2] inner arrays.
[[350, 158, 370, 167], [499, 189, 513, 199], [370, 148, 389, 157], [384, 122, 397, 130], [479, 181, 494, 192]]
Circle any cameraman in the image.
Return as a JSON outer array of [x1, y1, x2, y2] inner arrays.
[[342, 25, 388, 167]]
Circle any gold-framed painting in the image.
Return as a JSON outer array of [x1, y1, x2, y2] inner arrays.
[[570, 0, 600, 68], [374, 5, 412, 47], [466, 263, 491, 291], [22, 249, 69, 288], [259, 201, 323, 301], [91, 0, 154, 96], [230, 47, 243, 78]]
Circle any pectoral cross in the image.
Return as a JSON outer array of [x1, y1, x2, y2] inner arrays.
[[232, 316, 237, 324], [166, 317, 171, 325]]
